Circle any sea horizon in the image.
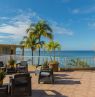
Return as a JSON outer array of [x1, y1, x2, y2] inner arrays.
[[16, 50, 95, 57]]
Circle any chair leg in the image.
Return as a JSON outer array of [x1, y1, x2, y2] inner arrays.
[[50, 76, 54, 84], [10, 87, 14, 96], [38, 78, 40, 84], [29, 90, 31, 96]]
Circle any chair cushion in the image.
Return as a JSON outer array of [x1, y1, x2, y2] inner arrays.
[[41, 72, 50, 76], [21, 61, 28, 66], [0, 85, 8, 93], [14, 73, 30, 85], [0, 62, 4, 67], [16, 66, 26, 69]]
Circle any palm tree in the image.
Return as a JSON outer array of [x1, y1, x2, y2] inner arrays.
[[20, 34, 40, 65], [45, 41, 61, 60], [26, 20, 53, 65]]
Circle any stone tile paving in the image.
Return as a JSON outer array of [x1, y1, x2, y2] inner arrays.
[[4, 71, 95, 97]]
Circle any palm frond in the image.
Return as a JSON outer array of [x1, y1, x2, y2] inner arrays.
[[20, 41, 24, 45]]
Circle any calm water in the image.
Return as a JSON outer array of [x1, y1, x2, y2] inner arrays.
[[16, 50, 95, 67], [16, 50, 95, 57]]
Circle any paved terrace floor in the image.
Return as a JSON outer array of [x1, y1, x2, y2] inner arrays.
[[4, 71, 95, 97]]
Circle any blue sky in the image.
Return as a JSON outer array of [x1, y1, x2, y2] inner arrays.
[[0, 0, 95, 50]]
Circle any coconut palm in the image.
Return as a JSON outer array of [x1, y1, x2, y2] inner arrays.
[[46, 41, 61, 60], [20, 34, 41, 65], [26, 20, 53, 65]]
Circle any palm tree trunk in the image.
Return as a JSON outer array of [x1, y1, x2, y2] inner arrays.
[[54, 49, 55, 61], [38, 37, 41, 66], [31, 48, 34, 65]]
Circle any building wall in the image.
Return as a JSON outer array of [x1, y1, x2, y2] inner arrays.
[[0, 46, 16, 55]]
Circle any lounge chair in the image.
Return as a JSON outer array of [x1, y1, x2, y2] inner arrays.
[[9, 73, 32, 96]]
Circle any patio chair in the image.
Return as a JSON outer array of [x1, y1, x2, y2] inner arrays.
[[6, 67, 16, 74], [0, 61, 6, 72], [0, 84, 8, 97], [35, 65, 42, 75], [9, 73, 32, 96], [38, 68, 54, 84], [16, 61, 28, 73]]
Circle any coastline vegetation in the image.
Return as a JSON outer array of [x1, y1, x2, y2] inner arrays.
[[67, 58, 90, 68]]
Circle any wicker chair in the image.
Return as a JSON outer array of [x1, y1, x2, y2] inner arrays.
[[0, 84, 8, 97], [9, 73, 32, 96], [38, 68, 54, 84], [6, 67, 16, 74], [16, 61, 28, 73], [0, 61, 6, 72]]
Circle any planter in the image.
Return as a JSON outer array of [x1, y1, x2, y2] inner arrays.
[[0, 71, 6, 85], [49, 62, 59, 72], [0, 80, 3, 85], [10, 65, 14, 68], [8, 58, 15, 68], [41, 65, 49, 70]]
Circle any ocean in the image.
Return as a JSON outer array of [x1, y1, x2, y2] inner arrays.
[[16, 50, 95, 67], [16, 50, 95, 57]]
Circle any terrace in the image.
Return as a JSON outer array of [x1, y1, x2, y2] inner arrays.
[[3, 70, 95, 97], [1, 55, 95, 97]]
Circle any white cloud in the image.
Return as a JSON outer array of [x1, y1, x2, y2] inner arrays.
[[0, 10, 41, 44], [51, 21, 73, 36], [0, 17, 9, 20], [0, 36, 13, 38], [88, 22, 95, 29], [0, 9, 74, 44], [84, 6, 95, 14], [62, 0, 71, 3], [72, 9, 80, 14], [72, 6, 95, 14]]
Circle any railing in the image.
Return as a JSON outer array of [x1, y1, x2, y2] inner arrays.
[[0, 55, 95, 68], [61, 56, 95, 68]]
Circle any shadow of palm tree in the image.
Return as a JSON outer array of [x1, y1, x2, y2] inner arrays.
[[32, 89, 68, 97], [54, 73, 77, 79], [54, 74, 69, 77], [8, 89, 68, 97], [54, 73, 81, 85], [55, 79, 81, 85]]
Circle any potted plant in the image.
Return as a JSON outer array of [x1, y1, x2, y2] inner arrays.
[[0, 71, 6, 85], [8, 58, 16, 68], [41, 61, 49, 70], [49, 60, 59, 72], [45, 41, 61, 72]]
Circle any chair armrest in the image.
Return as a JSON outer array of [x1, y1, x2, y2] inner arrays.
[[9, 76, 14, 81], [36, 65, 42, 68], [16, 63, 21, 67]]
